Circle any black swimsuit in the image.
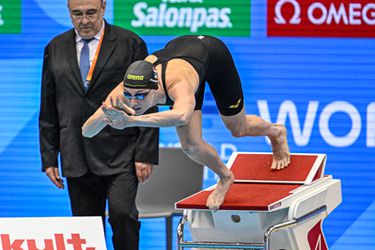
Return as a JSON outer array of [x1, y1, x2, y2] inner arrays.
[[152, 35, 244, 116]]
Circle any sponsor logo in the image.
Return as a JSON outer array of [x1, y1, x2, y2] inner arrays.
[[267, 0, 375, 37], [269, 202, 282, 210], [127, 74, 144, 81], [114, 0, 250, 36], [307, 221, 328, 250], [0, 0, 21, 34], [258, 100, 375, 147], [0, 233, 96, 250], [229, 98, 242, 109], [0, 5, 4, 26]]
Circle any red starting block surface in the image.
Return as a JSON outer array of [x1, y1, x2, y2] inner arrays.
[[176, 152, 327, 211], [176, 183, 300, 210], [228, 153, 326, 184]]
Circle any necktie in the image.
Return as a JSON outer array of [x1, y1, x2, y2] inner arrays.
[[79, 38, 93, 91]]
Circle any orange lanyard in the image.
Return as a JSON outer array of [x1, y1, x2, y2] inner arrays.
[[86, 29, 105, 83]]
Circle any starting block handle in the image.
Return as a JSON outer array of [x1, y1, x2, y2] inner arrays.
[[177, 215, 187, 250]]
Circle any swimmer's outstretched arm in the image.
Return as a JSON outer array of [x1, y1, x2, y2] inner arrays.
[[101, 85, 196, 129], [82, 82, 125, 138]]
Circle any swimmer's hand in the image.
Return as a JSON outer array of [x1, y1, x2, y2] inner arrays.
[[110, 96, 136, 116], [102, 97, 134, 129]]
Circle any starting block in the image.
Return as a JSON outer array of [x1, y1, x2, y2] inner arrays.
[[175, 152, 342, 250]]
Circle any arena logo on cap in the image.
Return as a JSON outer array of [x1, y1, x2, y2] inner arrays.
[[267, 0, 375, 37], [127, 74, 144, 81], [114, 0, 250, 36], [0, 0, 21, 34]]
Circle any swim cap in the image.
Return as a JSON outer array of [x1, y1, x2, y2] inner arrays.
[[123, 60, 158, 89]]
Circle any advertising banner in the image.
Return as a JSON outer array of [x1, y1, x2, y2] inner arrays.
[[114, 0, 250, 36], [0, 217, 106, 250], [0, 0, 21, 34], [268, 0, 375, 37]]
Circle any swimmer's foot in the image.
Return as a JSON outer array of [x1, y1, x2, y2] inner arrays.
[[206, 172, 234, 211], [269, 124, 290, 170]]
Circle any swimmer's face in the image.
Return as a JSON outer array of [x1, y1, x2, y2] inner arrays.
[[123, 87, 155, 115]]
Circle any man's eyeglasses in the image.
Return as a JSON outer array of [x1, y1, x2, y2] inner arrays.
[[123, 89, 152, 100], [71, 7, 101, 20]]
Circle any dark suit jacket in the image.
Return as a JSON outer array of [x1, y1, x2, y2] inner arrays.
[[39, 22, 159, 177]]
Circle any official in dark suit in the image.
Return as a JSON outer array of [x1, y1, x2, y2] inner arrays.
[[38, 0, 159, 249]]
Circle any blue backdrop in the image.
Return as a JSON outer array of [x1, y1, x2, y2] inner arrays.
[[0, 0, 374, 249]]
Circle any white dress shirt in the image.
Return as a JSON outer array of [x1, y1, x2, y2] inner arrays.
[[75, 22, 105, 66]]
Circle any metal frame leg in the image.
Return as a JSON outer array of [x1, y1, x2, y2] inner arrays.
[[167, 215, 173, 250]]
